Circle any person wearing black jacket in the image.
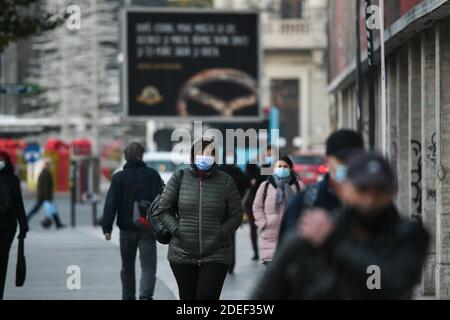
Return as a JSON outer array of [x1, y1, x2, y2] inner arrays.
[[252, 153, 429, 300], [102, 142, 163, 300], [27, 160, 65, 229], [218, 152, 247, 274], [277, 130, 364, 248], [0, 151, 28, 300]]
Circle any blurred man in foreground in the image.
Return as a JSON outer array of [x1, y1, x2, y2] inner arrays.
[[252, 152, 429, 300], [277, 129, 364, 247]]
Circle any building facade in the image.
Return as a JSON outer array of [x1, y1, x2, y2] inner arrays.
[[328, 0, 450, 298], [215, 0, 329, 152]]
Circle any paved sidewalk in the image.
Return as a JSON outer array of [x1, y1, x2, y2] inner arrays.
[[4, 222, 265, 300]]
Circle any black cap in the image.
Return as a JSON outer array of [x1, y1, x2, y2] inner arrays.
[[326, 129, 364, 161], [346, 152, 396, 192]]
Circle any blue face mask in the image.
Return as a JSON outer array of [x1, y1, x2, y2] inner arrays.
[[0, 161, 5, 171], [274, 167, 291, 179], [195, 155, 215, 171], [331, 165, 348, 183]]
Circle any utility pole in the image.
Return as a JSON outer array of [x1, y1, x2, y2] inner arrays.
[[355, 0, 363, 133], [379, 0, 387, 155], [365, 0, 376, 151], [91, 0, 100, 155]]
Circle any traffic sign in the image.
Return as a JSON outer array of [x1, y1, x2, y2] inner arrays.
[[23, 143, 41, 164], [0, 84, 39, 95]]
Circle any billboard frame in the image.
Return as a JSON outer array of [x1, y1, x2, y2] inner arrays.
[[120, 6, 263, 123]]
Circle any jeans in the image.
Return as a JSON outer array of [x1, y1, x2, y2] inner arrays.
[[0, 229, 16, 300], [119, 230, 157, 300], [170, 262, 229, 300]]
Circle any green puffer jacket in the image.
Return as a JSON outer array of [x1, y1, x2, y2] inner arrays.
[[158, 165, 243, 265]]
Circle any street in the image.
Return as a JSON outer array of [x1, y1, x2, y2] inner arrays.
[[3, 196, 265, 300]]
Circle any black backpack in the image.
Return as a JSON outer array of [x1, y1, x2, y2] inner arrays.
[[147, 169, 184, 244]]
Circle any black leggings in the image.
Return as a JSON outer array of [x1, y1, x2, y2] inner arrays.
[[170, 262, 228, 300], [0, 229, 16, 300]]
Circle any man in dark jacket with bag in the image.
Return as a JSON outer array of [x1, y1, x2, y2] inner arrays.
[[102, 142, 163, 300], [252, 152, 429, 300], [27, 159, 65, 228]]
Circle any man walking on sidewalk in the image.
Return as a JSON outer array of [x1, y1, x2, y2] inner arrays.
[[102, 142, 163, 300], [27, 159, 65, 229]]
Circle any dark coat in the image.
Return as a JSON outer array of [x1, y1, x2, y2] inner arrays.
[[245, 163, 271, 208], [158, 165, 243, 265], [0, 162, 28, 233], [252, 205, 429, 300], [102, 161, 162, 234], [277, 174, 341, 246], [218, 164, 247, 198], [37, 168, 54, 201]]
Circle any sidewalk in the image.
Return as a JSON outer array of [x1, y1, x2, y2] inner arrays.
[[4, 223, 265, 300]]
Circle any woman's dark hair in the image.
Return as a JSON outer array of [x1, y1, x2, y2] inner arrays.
[[124, 142, 145, 162], [279, 155, 294, 169], [191, 138, 216, 163]]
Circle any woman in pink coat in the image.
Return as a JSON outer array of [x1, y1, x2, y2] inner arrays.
[[252, 156, 304, 264]]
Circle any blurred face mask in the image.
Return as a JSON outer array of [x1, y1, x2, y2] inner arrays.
[[274, 167, 290, 179], [0, 160, 5, 171], [330, 164, 348, 183], [195, 155, 215, 171]]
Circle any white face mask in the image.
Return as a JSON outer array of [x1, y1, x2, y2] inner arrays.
[[0, 161, 5, 171]]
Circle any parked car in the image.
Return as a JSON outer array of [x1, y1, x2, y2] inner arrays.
[[292, 153, 327, 185], [143, 151, 189, 183], [114, 151, 189, 183]]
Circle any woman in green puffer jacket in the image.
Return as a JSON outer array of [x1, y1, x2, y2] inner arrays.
[[159, 138, 243, 300]]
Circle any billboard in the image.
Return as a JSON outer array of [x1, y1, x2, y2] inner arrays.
[[121, 8, 261, 121]]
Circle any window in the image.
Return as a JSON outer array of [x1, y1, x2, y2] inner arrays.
[[281, 0, 303, 19]]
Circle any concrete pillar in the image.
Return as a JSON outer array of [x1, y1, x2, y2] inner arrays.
[[387, 54, 398, 175], [408, 37, 422, 219], [435, 19, 450, 300], [374, 71, 380, 150], [420, 28, 437, 296], [396, 46, 410, 214]]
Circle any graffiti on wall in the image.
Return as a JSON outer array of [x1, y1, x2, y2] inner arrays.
[[411, 140, 422, 215], [426, 132, 437, 168]]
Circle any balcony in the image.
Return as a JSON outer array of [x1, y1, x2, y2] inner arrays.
[[262, 17, 327, 51]]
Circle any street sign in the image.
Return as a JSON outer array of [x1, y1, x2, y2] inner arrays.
[[0, 84, 39, 95], [23, 143, 41, 164]]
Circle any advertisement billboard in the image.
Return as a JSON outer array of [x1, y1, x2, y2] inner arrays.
[[121, 8, 261, 121]]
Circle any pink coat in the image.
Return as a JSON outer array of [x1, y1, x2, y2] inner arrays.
[[252, 178, 303, 262]]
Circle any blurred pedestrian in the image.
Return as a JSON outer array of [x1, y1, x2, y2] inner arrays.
[[277, 129, 364, 247], [244, 145, 274, 261], [218, 152, 247, 274], [253, 156, 303, 265], [252, 152, 429, 300], [0, 151, 28, 300], [158, 137, 242, 300], [102, 142, 163, 300], [27, 159, 65, 229]]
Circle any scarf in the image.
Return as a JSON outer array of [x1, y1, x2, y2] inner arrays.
[[273, 176, 295, 210]]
